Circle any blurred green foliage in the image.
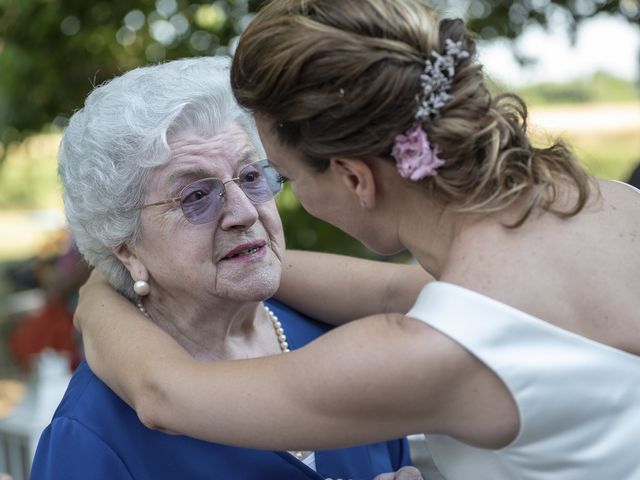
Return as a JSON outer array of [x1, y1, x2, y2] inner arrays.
[[463, 0, 638, 42], [0, 0, 265, 146], [1, 0, 637, 150], [0, 134, 61, 209]]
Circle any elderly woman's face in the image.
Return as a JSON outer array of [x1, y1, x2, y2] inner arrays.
[[134, 123, 285, 303]]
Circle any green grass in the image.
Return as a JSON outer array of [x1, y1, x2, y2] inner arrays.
[[516, 72, 639, 106], [0, 134, 62, 210], [568, 130, 640, 181]]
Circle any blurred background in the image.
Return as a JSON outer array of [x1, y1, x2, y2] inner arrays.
[[0, 0, 638, 477]]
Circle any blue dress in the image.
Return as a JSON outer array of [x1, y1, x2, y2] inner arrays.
[[31, 299, 411, 480]]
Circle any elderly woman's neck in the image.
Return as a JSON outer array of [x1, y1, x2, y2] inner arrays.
[[139, 295, 279, 361]]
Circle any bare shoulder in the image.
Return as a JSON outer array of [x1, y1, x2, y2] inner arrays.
[[445, 179, 640, 354], [595, 179, 640, 227]]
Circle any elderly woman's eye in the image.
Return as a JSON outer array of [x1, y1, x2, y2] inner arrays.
[[183, 190, 208, 204], [242, 171, 261, 183]]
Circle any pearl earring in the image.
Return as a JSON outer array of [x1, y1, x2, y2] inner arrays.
[[133, 280, 150, 296]]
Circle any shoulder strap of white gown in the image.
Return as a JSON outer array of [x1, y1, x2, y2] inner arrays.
[[610, 179, 640, 195]]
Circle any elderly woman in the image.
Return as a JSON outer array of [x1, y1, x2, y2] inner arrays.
[[30, 57, 424, 480]]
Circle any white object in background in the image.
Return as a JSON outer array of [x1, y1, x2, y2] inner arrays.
[[408, 434, 445, 480], [2, 289, 46, 321], [0, 350, 72, 480]]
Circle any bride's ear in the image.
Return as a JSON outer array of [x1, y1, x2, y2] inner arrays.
[[329, 157, 376, 209]]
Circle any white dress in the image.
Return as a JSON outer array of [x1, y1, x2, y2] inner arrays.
[[407, 281, 640, 480]]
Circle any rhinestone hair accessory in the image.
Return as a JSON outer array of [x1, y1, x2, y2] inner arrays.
[[415, 38, 470, 121], [392, 38, 470, 181]]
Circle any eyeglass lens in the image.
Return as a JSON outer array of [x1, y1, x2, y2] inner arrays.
[[180, 159, 282, 224]]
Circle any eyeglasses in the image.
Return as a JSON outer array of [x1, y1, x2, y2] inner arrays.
[[140, 159, 284, 225]]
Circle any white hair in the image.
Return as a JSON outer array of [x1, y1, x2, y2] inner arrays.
[[59, 56, 264, 300]]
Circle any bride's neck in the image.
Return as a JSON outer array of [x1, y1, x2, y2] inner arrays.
[[396, 191, 465, 278]]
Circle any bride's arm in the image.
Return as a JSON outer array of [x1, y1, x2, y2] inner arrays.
[[75, 273, 464, 450], [276, 250, 432, 324]]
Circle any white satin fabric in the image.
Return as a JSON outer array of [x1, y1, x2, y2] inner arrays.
[[407, 282, 640, 480]]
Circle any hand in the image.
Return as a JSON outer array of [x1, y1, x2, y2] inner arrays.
[[373, 466, 424, 480], [74, 268, 107, 332], [0, 473, 14, 480]]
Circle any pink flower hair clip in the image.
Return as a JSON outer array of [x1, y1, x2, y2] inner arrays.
[[391, 39, 469, 181], [392, 121, 444, 181]]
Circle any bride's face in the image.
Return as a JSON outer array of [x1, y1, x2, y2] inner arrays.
[[254, 117, 406, 256]]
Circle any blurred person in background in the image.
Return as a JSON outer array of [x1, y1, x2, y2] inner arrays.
[[30, 56, 425, 480], [8, 232, 87, 373]]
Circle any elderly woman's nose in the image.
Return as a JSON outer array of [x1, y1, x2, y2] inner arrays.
[[218, 181, 259, 230]]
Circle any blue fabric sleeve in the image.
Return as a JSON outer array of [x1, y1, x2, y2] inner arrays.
[[388, 438, 413, 469], [31, 417, 133, 480]]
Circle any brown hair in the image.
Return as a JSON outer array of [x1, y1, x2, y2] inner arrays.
[[231, 0, 593, 227]]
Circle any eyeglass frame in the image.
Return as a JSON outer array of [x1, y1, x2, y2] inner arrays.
[[137, 158, 283, 224]]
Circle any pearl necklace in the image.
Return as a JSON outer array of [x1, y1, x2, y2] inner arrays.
[[137, 301, 151, 319], [262, 304, 314, 462], [136, 300, 313, 462], [263, 304, 290, 353]]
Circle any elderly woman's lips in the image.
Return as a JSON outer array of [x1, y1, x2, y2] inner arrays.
[[221, 241, 267, 261]]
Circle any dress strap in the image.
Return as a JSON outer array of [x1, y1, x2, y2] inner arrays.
[[610, 179, 640, 195]]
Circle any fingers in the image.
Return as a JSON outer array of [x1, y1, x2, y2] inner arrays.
[[373, 466, 424, 480], [84, 268, 102, 288], [373, 473, 395, 480], [394, 466, 424, 480], [73, 311, 82, 332], [74, 268, 100, 331]]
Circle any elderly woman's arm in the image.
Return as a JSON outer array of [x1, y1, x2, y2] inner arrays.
[[276, 250, 432, 324]]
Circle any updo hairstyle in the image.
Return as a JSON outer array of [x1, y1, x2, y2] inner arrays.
[[231, 0, 592, 226]]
